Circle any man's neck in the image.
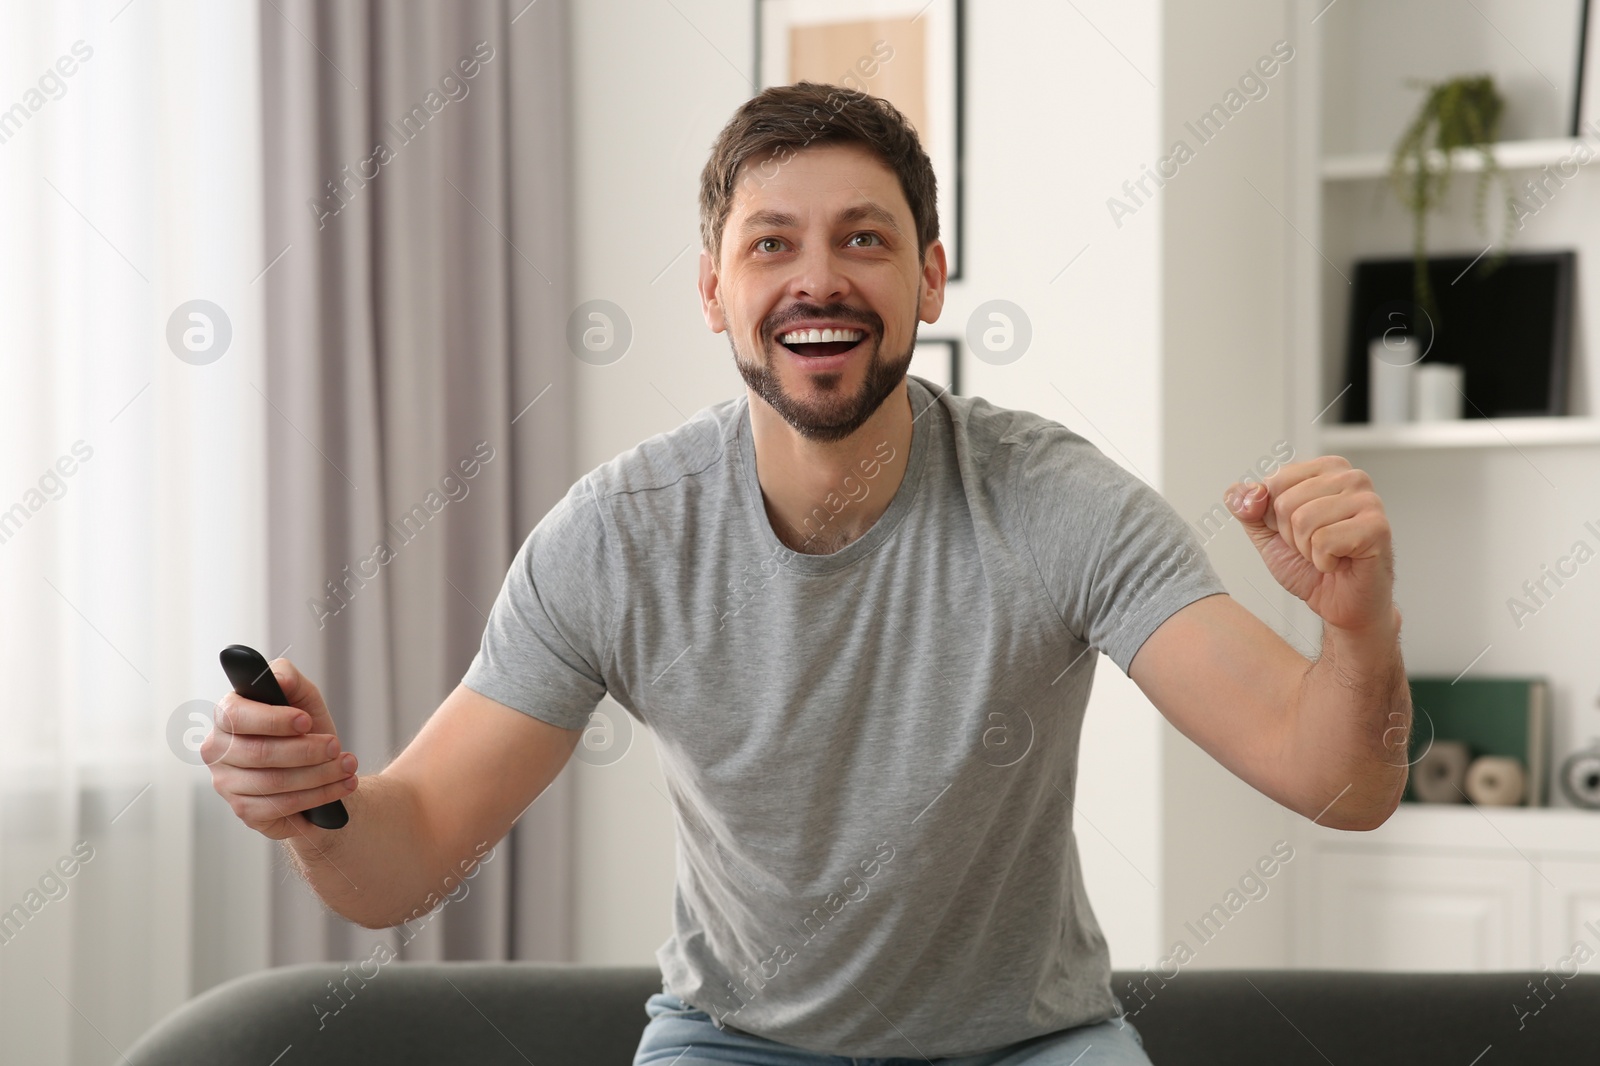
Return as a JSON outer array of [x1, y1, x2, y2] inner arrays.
[[748, 382, 913, 555]]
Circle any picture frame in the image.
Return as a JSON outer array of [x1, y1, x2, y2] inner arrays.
[[1578, 0, 1598, 133], [909, 336, 960, 397], [754, 0, 965, 280], [1341, 252, 1574, 423]]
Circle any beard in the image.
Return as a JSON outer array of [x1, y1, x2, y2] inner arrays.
[[731, 303, 916, 444]]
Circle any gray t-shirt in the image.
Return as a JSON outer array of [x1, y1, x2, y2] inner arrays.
[[461, 373, 1228, 1058]]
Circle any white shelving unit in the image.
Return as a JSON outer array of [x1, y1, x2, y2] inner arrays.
[[1320, 417, 1600, 450], [1294, 0, 1600, 437], [1321, 136, 1589, 181], [1286, 0, 1600, 973]]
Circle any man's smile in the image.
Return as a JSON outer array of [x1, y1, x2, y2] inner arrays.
[[777, 326, 869, 365]]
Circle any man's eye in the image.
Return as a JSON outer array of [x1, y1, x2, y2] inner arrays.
[[848, 232, 882, 247], [756, 237, 786, 253]]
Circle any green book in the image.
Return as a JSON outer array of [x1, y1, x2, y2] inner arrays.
[[1404, 676, 1550, 806]]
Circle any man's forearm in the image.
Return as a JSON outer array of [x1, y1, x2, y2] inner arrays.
[[1284, 604, 1410, 830], [281, 772, 451, 928]]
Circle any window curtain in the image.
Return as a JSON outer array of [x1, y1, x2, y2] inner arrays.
[[1, 1, 273, 1061], [1, 0, 575, 1060], [258, 0, 577, 967]]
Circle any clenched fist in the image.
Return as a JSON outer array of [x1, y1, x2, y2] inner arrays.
[[1225, 455, 1396, 635]]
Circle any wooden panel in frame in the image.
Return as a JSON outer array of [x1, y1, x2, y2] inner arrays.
[[754, 0, 964, 279]]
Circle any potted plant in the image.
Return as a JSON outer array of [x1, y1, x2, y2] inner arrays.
[[1387, 74, 1517, 320]]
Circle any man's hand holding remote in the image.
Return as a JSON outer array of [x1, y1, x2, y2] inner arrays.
[[202, 657, 358, 841], [202, 654, 581, 929]]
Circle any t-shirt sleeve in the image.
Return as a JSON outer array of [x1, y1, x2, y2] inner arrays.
[[1012, 421, 1229, 675], [460, 476, 615, 731]]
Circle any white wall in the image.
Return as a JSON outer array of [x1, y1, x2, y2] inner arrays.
[[564, 0, 747, 967], [565, 0, 1178, 972], [1158, 0, 1300, 969]]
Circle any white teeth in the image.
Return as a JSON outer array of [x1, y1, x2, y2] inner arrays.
[[780, 327, 865, 345]]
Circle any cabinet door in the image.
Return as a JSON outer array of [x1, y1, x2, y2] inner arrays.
[[1538, 858, 1600, 972], [1300, 850, 1534, 970]]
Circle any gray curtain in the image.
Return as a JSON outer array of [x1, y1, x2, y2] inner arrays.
[[259, 0, 575, 965]]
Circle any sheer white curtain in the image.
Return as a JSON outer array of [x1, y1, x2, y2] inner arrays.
[[0, 1, 273, 1061]]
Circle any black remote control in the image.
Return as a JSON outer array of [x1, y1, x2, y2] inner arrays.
[[219, 644, 350, 830]]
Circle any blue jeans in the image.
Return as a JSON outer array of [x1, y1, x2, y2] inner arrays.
[[633, 990, 1153, 1065]]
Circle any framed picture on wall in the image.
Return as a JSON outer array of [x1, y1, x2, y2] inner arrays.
[[755, 0, 965, 279], [909, 336, 960, 396], [1577, 0, 1600, 132]]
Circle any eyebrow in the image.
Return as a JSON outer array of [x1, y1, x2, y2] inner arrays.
[[737, 202, 905, 239]]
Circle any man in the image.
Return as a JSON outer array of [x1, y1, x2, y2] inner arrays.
[[204, 83, 1410, 1065]]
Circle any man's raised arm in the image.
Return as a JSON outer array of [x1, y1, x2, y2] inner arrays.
[[1128, 456, 1410, 831]]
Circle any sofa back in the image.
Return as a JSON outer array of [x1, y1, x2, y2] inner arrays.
[[123, 961, 1600, 1064]]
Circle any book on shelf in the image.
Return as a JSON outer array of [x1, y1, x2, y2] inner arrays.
[[1404, 676, 1549, 806]]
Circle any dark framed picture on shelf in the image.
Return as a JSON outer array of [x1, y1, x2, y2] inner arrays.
[[754, 0, 965, 279], [1578, 0, 1600, 131], [1341, 252, 1574, 423], [909, 336, 960, 396]]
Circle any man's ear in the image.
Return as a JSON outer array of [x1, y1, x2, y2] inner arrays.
[[698, 250, 727, 333], [918, 239, 948, 325]]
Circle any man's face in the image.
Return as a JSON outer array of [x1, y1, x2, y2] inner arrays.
[[699, 141, 946, 443]]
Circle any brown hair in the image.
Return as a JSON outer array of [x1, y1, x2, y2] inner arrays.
[[698, 81, 938, 268]]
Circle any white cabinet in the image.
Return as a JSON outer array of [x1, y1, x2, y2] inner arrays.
[[1292, 806, 1600, 970], [1539, 858, 1600, 972], [1301, 851, 1532, 969]]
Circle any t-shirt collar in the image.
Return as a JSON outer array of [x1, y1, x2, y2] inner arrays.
[[735, 374, 936, 575]]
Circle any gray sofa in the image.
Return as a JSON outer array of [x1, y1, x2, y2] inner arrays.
[[124, 962, 1599, 1064]]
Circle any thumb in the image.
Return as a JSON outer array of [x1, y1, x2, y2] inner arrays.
[[1224, 482, 1278, 549], [1224, 480, 1324, 603], [270, 658, 340, 739]]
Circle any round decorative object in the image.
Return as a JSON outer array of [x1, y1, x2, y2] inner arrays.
[[1463, 755, 1526, 806], [1411, 739, 1470, 803], [1559, 744, 1600, 810]]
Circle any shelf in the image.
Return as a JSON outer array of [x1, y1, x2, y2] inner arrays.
[[1321, 136, 1586, 182], [1319, 417, 1600, 450]]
